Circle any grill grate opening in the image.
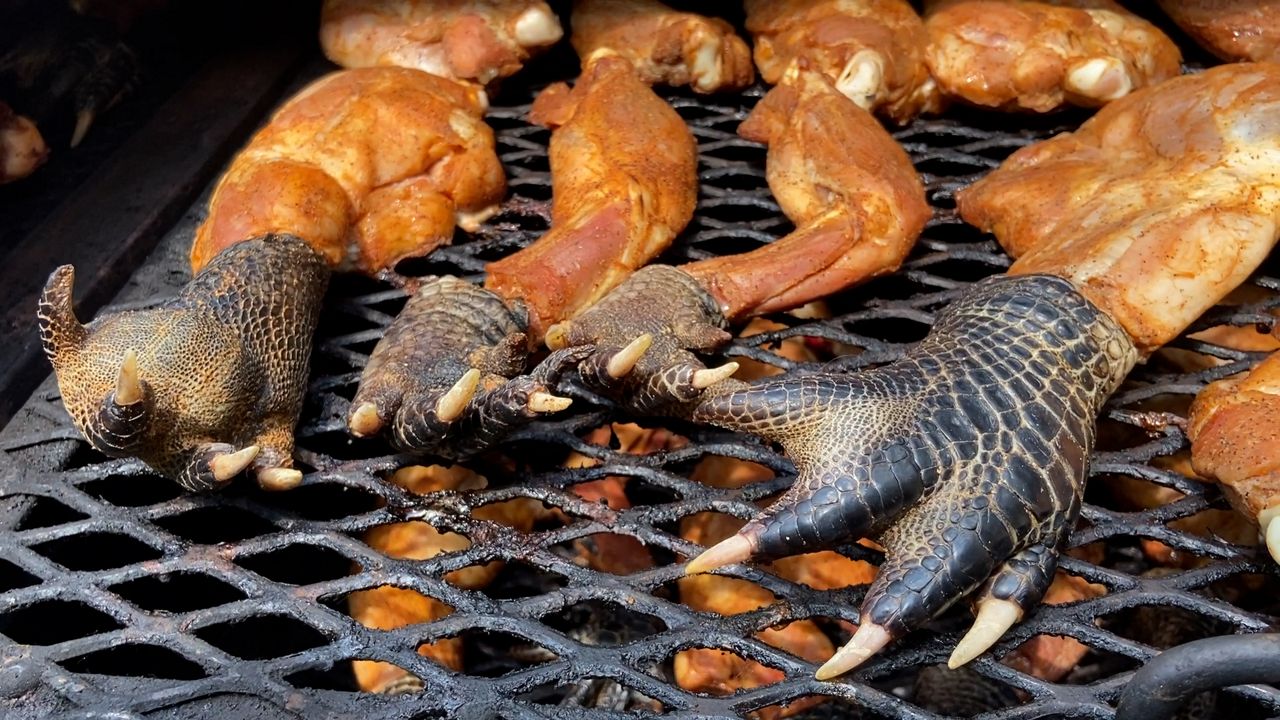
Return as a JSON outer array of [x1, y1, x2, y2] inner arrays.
[[193, 614, 329, 661], [151, 505, 279, 545], [110, 571, 247, 613], [0, 599, 122, 645], [11, 495, 88, 530], [78, 471, 185, 507], [0, 558, 39, 593], [58, 644, 208, 681], [30, 530, 162, 571], [235, 543, 357, 586]]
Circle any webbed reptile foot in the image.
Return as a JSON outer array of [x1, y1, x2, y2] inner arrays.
[[40, 234, 329, 492], [545, 265, 740, 415], [686, 274, 1138, 677], [349, 277, 584, 459]]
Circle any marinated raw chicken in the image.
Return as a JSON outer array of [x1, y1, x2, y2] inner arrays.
[[320, 0, 563, 85], [348, 54, 697, 457], [570, 0, 753, 93], [745, 0, 940, 122], [924, 0, 1181, 112], [1189, 350, 1280, 564], [1157, 1, 1280, 63], [1, 101, 47, 183], [193, 66, 504, 275]]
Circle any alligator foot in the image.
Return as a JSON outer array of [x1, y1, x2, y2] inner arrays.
[[349, 277, 584, 459], [685, 274, 1139, 677], [544, 264, 742, 416], [40, 234, 329, 492]]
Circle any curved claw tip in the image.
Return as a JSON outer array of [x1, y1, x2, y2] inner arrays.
[[685, 534, 753, 575], [71, 110, 95, 148], [348, 402, 384, 437], [437, 368, 482, 424], [1261, 507, 1280, 567], [545, 322, 571, 350], [115, 349, 143, 405], [691, 362, 739, 390], [527, 391, 572, 413], [948, 597, 1023, 669], [258, 467, 304, 491], [208, 445, 260, 483], [816, 622, 892, 680], [606, 334, 653, 379]]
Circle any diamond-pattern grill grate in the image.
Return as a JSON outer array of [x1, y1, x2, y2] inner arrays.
[[0, 69, 1277, 720]]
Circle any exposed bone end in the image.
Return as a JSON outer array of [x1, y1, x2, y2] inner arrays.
[[690, 30, 724, 93], [114, 349, 143, 406], [527, 391, 572, 413], [208, 445, 261, 483], [258, 467, 304, 492], [835, 50, 886, 111], [607, 334, 653, 379], [513, 6, 563, 47], [348, 402, 384, 438], [545, 322, 571, 350], [1065, 57, 1132, 102], [816, 622, 893, 680], [1261, 506, 1280, 566], [685, 534, 753, 575], [70, 109, 95, 148], [436, 368, 482, 423], [692, 362, 740, 390], [948, 597, 1024, 669]]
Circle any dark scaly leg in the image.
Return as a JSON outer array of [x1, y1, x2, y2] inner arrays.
[[348, 277, 583, 460], [687, 274, 1138, 677]]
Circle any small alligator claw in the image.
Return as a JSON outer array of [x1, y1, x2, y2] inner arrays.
[[527, 391, 572, 413], [690, 274, 1139, 676], [436, 368, 482, 424], [256, 466, 304, 492], [113, 349, 142, 405], [208, 445, 261, 484], [605, 334, 653, 379]]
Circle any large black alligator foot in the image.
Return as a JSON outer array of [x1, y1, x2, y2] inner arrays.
[[544, 264, 742, 416], [686, 274, 1139, 677], [40, 234, 329, 492], [349, 277, 586, 460]]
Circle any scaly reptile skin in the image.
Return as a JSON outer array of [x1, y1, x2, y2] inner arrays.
[[692, 273, 1138, 639], [350, 276, 590, 459], [39, 235, 328, 491]]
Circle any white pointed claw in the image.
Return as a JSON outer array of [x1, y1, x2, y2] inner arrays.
[[436, 369, 481, 424], [257, 467, 304, 491], [1260, 506, 1280, 566], [208, 445, 260, 483], [348, 402, 383, 437], [835, 49, 886, 110], [685, 534, 753, 575], [691, 362, 739, 389], [527, 391, 572, 413], [948, 597, 1023, 669], [816, 622, 893, 680], [115, 349, 143, 405], [606, 334, 653, 379], [71, 110, 94, 148]]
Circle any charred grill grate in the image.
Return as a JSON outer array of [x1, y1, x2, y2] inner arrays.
[[1, 69, 1278, 720]]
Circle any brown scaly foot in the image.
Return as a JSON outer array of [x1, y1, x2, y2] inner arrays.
[[685, 274, 1138, 677], [543, 264, 742, 416], [348, 277, 586, 460], [39, 234, 329, 492]]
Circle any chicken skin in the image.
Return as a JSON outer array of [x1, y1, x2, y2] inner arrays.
[[0, 101, 46, 183], [320, 0, 563, 85], [745, 0, 940, 122], [569, 0, 753, 93], [1157, 1, 1280, 64], [924, 0, 1181, 112], [348, 54, 698, 457], [193, 66, 504, 276]]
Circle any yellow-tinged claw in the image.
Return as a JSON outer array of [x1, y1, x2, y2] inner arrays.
[[257, 467, 303, 491], [606, 334, 653, 379], [816, 622, 892, 680], [527, 391, 572, 413], [208, 445, 260, 483], [115, 349, 143, 405], [71, 110, 94, 148], [348, 402, 383, 437], [691, 362, 739, 389], [684, 534, 753, 575], [436, 369, 481, 423], [948, 597, 1023, 669], [545, 322, 571, 350]]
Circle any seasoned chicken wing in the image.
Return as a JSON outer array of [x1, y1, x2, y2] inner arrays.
[[1157, 1, 1280, 64], [745, 0, 940, 122], [1189, 350, 1280, 564], [570, 0, 753, 93], [320, 0, 563, 85], [192, 66, 504, 275], [958, 62, 1280, 354], [924, 0, 1181, 112]]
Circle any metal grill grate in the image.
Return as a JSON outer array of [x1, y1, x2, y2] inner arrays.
[[1, 68, 1278, 720]]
